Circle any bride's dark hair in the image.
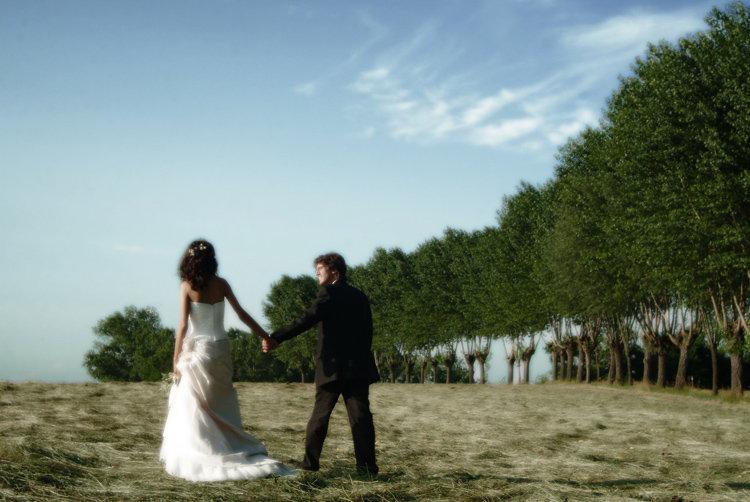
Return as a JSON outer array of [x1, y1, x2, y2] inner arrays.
[[178, 239, 218, 291]]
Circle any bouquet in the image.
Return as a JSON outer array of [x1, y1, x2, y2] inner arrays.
[[161, 372, 180, 393]]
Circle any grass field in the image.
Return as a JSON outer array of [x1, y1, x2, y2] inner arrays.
[[1, 381, 749, 502]]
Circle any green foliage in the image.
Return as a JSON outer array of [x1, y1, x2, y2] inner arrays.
[[228, 328, 289, 382], [262, 274, 318, 382], [83, 306, 174, 382], [493, 183, 549, 336], [357, 247, 420, 353]]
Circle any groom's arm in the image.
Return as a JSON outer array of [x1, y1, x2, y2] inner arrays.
[[271, 287, 330, 344]]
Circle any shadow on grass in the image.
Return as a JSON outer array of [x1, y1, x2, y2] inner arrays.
[[426, 472, 750, 491], [429, 471, 661, 486]]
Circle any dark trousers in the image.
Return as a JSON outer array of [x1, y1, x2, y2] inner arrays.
[[300, 379, 378, 473]]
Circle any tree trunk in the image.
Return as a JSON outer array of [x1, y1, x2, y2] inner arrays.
[[522, 357, 531, 383], [444, 354, 455, 384], [388, 363, 397, 383], [405, 360, 415, 384], [674, 345, 690, 390], [730, 352, 744, 398], [516, 358, 522, 384], [656, 348, 667, 388], [551, 351, 559, 381], [299, 360, 306, 384], [584, 349, 592, 383], [625, 349, 633, 386], [613, 344, 623, 383], [595, 350, 601, 381], [506, 355, 515, 385], [431, 361, 438, 384], [576, 348, 585, 383], [476, 353, 488, 384], [464, 354, 476, 384], [641, 335, 652, 386], [709, 343, 719, 395], [420, 361, 428, 384], [566, 347, 574, 382]]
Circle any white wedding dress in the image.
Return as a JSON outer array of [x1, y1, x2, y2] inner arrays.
[[159, 301, 296, 481]]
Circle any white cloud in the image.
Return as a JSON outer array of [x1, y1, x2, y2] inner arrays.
[[294, 82, 318, 96], [565, 10, 706, 52], [547, 109, 599, 145], [346, 4, 708, 150], [470, 118, 543, 146], [462, 90, 517, 127], [353, 126, 376, 139]]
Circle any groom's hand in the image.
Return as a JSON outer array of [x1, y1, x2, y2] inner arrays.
[[263, 338, 279, 353]]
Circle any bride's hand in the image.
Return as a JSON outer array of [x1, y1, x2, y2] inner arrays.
[[262, 338, 279, 353]]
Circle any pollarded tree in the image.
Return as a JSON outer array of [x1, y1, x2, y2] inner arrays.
[[604, 3, 750, 396], [545, 126, 651, 387], [355, 247, 420, 383], [262, 274, 318, 383], [83, 306, 174, 382], [443, 228, 497, 384], [411, 237, 464, 383], [493, 183, 550, 383]]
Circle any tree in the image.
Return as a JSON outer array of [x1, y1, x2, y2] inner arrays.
[[493, 183, 549, 383], [262, 275, 318, 383], [411, 237, 464, 383], [228, 328, 288, 382], [604, 3, 750, 395], [83, 306, 174, 382]]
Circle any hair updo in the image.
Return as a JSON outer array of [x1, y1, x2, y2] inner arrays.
[[178, 239, 218, 291]]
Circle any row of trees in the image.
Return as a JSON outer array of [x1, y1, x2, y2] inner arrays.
[[82, 304, 474, 384], [85, 4, 750, 394], [262, 3, 750, 395], [537, 3, 750, 397]]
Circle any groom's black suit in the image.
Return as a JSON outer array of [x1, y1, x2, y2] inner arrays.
[[270, 279, 379, 473]]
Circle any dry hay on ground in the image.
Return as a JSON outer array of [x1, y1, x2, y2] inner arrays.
[[0, 381, 749, 501]]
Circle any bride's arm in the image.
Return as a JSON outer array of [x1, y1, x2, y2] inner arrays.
[[223, 279, 272, 341], [173, 281, 191, 377]]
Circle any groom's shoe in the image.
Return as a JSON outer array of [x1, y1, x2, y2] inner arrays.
[[356, 465, 378, 477], [296, 462, 319, 472]]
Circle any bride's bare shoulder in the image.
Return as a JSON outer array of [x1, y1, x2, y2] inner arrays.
[[216, 277, 231, 294]]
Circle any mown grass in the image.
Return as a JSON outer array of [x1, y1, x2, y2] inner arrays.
[[1, 381, 749, 501]]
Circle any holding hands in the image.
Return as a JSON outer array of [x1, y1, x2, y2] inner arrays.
[[262, 337, 279, 353]]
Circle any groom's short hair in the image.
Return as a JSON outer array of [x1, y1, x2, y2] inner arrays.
[[314, 252, 347, 280]]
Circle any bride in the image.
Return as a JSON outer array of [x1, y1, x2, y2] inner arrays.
[[160, 239, 296, 481]]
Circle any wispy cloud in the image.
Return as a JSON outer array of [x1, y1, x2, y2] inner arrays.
[[563, 9, 707, 54], [352, 126, 375, 139], [294, 82, 318, 96], [347, 5, 708, 151], [293, 10, 388, 98]]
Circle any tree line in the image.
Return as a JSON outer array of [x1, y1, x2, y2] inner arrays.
[[85, 4, 750, 394]]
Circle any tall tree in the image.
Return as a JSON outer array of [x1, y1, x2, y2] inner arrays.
[[262, 275, 318, 383], [494, 183, 550, 382], [355, 248, 420, 383], [83, 306, 174, 382], [604, 3, 750, 395], [411, 237, 464, 383]]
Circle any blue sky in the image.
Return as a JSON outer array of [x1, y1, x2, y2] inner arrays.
[[0, 0, 715, 383]]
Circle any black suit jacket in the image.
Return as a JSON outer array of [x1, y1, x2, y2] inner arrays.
[[270, 279, 380, 386]]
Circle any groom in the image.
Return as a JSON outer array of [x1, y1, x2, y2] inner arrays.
[[263, 252, 380, 475]]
